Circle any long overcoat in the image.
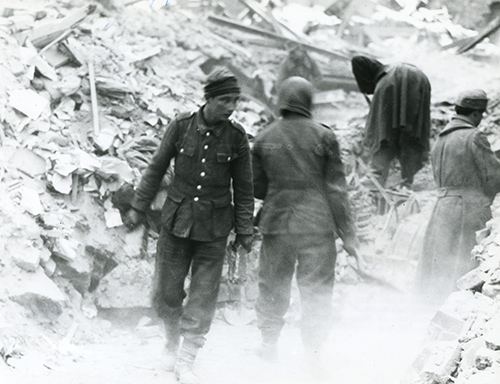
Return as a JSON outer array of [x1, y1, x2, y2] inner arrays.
[[418, 115, 500, 296]]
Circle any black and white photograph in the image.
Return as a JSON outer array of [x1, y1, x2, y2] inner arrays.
[[1, 0, 500, 383]]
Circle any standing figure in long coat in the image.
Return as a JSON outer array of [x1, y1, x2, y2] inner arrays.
[[351, 56, 431, 186], [418, 89, 500, 300]]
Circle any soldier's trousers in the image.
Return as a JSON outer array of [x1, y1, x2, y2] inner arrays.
[[152, 229, 226, 353], [256, 234, 336, 350], [371, 136, 426, 186]]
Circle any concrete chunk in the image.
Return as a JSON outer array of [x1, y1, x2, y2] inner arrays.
[[54, 256, 91, 295], [415, 341, 461, 384], [12, 245, 40, 272], [485, 328, 500, 351], [428, 310, 468, 341], [8, 270, 66, 320], [41, 257, 57, 277], [482, 282, 500, 298], [9, 89, 50, 119], [460, 338, 486, 373], [456, 267, 486, 291], [8, 148, 47, 177], [52, 238, 78, 262]]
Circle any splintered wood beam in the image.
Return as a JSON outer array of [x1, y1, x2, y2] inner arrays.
[[238, 0, 277, 32], [207, 14, 350, 60], [457, 16, 500, 54], [88, 60, 100, 135], [239, 0, 305, 41], [29, 5, 95, 48]]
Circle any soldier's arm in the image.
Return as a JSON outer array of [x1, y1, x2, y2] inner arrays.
[[131, 120, 179, 212], [323, 130, 356, 242], [472, 131, 500, 196], [230, 132, 254, 235], [252, 141, 268, 200]]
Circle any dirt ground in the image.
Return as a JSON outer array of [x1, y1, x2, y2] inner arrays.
[[2, 282, 438, 384]]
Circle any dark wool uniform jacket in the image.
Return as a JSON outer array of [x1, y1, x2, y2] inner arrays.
[[131, 108, 254, 241], [252, 115, 355, 238]]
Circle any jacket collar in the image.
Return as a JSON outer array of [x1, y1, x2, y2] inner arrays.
[[439, 115, 476, 136], [196, 106, 225, 137]]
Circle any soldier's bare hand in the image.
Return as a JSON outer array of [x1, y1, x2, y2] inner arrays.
[[235, 234, 253, 253], [123, 208, 143, 231]]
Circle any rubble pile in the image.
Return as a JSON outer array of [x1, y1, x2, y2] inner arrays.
[[428, 0, 498, 30], [404, 194, 500, 384], [482, 91, 500, 152], [0, 0, 282, 330]]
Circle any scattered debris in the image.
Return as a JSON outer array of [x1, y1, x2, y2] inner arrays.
[[8, 89, 49, 120], [407, 193, 500, 383], [8, 270, 67, 320]]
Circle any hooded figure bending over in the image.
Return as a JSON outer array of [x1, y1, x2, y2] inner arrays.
[[252, 76, 358, 360], [351, 56, 431, 187]]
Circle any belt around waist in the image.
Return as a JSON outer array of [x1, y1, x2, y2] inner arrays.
[[437, 187, 487, 198]]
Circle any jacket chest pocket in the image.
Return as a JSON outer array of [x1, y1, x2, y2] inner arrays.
[[216, 145, 237, 164], [177, 142, 195, 157], [175, 143, 195, 173]]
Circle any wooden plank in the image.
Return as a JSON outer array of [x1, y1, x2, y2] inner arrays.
[[88, 61, 100, 135], [61, 37, 87, 66], [42, 46, 70, 68], [71, 174, 79, 204], [238, 0, 305, 40], [210, 30, 253, 59], [457, 16, 500, 54], [316, 75, 359, 93], [208, 14, 350, 60], [38, 29, 72, 55], [238, 0, 276, 31], [441, 36, 474, 50], [29, 5, 95, 48]]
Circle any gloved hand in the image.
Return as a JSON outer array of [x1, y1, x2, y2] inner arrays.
[[235, 234, 253, 253], [123, 208, 144, 231]]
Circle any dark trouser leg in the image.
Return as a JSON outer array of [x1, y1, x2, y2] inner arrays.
[[256, 235, 296, 345], [399, 135, 426, 186], [370, 140, 397, 187], [153, 230, 192, 351], [179, 237, 227, 361], [295, 234, 336, 352]]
